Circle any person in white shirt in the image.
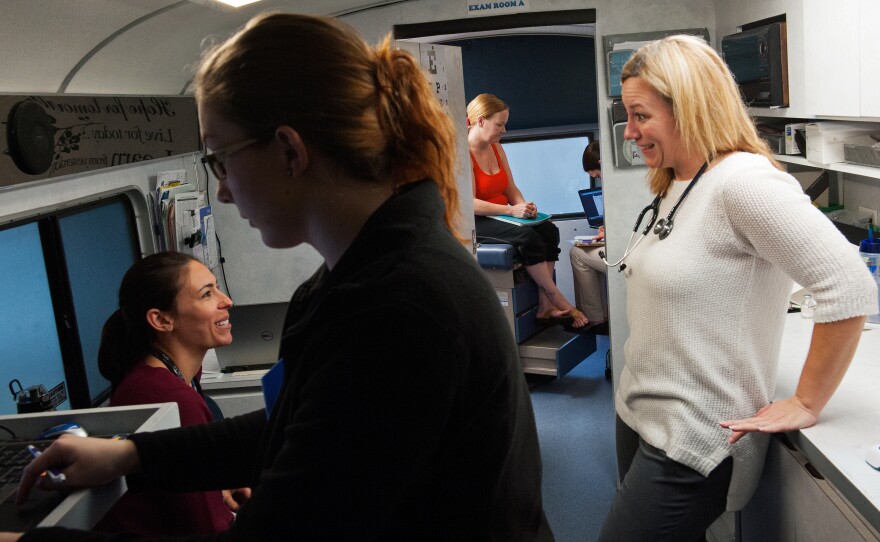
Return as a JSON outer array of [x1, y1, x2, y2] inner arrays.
[[598, 34, 878, 541], [569, 141, 609, 334]]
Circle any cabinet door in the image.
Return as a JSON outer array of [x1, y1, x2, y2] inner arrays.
[[803, 0, 860, 117], [860, 0, 880, 117], [740, 436, 879, 542]]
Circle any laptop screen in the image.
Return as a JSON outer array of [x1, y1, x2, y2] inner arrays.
[[215, 302, 289, 373], [577, 188, 604, 227]]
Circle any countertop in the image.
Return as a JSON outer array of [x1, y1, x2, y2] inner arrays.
[[775, 313, 880, 529]]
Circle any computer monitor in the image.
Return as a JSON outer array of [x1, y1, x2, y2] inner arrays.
[[577, 188, 604, 228]]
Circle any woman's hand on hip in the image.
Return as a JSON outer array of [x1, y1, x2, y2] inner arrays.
[[719, 397, 818, 445]]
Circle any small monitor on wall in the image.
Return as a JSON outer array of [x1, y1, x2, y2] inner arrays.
[[722, 22, 789, 108]]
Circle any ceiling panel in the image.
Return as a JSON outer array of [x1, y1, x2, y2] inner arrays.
[[0, 0, 408, 94]]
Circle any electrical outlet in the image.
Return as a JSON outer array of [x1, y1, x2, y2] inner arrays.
[[859, 206, 879, 226]]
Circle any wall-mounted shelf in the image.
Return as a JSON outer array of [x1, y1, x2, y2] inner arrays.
[[750, 108, 880, 123], [773, 154, 880, 181]]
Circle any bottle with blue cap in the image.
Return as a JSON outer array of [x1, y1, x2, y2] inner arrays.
[[859, 225, 880, 324]]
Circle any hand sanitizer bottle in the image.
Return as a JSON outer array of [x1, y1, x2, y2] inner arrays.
[[801, 294, 816, 319]]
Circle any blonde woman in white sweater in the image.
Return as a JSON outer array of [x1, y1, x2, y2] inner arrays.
[[598, 35, 878, 541]]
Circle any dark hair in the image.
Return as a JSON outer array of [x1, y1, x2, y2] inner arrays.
[[194, 12, 459, 230], [98, 252, 198, 387], [582, 141, 600, 173]]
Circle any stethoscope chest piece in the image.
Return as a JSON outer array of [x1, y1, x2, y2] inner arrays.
[[653, 218, 673, 240], [601, 161, 709, 270]]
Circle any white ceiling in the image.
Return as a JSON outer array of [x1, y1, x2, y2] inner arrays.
[[0, 0, 408, 94]]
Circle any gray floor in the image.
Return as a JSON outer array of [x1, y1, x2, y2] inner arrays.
[[528, 334, 617, 542]]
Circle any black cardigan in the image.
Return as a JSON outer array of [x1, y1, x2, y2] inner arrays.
[[25, 179, 553, 542]]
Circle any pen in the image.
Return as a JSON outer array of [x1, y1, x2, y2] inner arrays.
[[26, 445, 66, 485]]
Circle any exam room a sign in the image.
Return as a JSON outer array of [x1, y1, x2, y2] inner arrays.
[[0, 94, 199, 188], [466, 0, 529, 17]]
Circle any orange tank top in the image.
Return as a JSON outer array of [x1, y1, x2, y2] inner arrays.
[[470, 144, 509, 205]]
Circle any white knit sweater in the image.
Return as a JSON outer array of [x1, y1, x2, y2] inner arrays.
[[617, 152, 879, 510]]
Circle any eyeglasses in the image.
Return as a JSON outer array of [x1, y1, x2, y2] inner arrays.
[[201, 137, 262, 180]]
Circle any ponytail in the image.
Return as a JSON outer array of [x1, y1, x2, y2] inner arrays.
[[373, 36, 459, 231], [196, 13, 461, 233], [98, 309, 146, 388]]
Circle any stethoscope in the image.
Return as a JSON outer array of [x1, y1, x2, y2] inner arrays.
[[600, 161, 708, 272]]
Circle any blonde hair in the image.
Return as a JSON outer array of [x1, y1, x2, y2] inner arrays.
[[466, 93, 508, 128], [195, 12, 459, 230], [621, 34, 780, 195]]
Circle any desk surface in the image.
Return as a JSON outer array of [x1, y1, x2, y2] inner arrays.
[[0, 403, 180, 529], [200, 348, 268, 390], [775, 314, 880, 529]]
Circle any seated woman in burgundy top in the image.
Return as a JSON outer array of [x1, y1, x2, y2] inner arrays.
[[95, 252, 246, 535], [467, 93, 588, 330]]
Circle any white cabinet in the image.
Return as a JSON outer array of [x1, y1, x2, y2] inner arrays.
[[859, 0, 880, 118], [802, 0, 880, 118], [802, 0, 860, 117], [740, 435, 880, 542]]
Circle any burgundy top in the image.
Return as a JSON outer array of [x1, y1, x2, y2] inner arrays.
[[94, 363, 234, 536]]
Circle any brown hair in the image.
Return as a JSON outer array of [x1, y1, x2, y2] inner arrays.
[[582, 140, 600, 172], [621, 34, 779, 195], [466, 93, 509, 128], [195, 12, 459, 230], [98, 252, 198, 387]]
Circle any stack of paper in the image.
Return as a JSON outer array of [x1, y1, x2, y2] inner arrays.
[[153, 170, 218, 269]]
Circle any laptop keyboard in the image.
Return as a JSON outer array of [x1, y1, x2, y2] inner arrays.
[[0, 440, 67, 531], [0, 440, 51, 486], [220, 363, 274, 375], [221, 368, 271, 377]]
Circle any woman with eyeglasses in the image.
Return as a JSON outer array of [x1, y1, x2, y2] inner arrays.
[[9, 12, 552, 542]]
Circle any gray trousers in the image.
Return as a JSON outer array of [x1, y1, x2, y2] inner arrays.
[[569, 245, 607, 323], [598, 417, 733, 542]]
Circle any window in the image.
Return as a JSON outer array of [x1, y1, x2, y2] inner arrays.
[[58, 199, 140, 405], [0, 222, 70, 414], [502, 135, 592, 215], [443, 33, 598, 217], [0, 195, 141, 414]]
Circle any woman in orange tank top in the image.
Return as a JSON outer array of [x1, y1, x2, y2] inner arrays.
[[467, 93, 588, 330]]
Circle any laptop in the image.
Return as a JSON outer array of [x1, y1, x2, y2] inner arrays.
[[578, 188, 605, 228], [215, 302, 289, 373], [0, 439, 67, 531], [0, 404, 180, 530]]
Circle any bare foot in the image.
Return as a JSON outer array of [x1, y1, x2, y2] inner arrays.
[[539, 308, 572, 319], [570, 309, 590, 328]]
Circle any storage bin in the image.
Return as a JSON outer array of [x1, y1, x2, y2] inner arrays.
[[843, 134, 880, 168]]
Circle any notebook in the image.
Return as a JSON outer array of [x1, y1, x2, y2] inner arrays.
[[215, 302, 289, 373], [578, 188, 605, 228]]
